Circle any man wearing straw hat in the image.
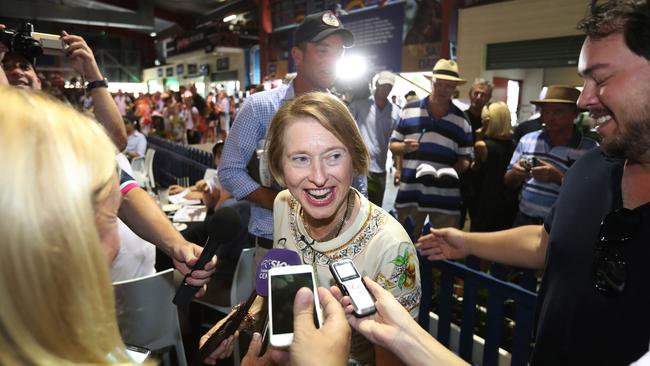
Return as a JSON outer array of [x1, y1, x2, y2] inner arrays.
[[504, 85, 598, 226], [389, 59, 473, 238]]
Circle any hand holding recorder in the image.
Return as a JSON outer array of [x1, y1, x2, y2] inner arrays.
[[332, 277, 468, 366]]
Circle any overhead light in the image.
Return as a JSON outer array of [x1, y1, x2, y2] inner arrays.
[[149, 32, 157, 37], [223, 14, 237, 23]]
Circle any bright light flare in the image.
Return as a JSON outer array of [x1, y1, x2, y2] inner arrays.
[[336, 55, 367, 81], [223, 14, 237, 23]]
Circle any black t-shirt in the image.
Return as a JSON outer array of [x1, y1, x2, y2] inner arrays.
[[532, 149, 650, 365]]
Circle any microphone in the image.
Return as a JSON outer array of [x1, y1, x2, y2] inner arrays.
[[255, 248, 302, 297], [173, 206, 241, 306], [196, 248, 302, 362]]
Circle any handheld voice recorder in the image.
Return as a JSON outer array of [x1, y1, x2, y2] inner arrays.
[[329, 258, 376, 317]]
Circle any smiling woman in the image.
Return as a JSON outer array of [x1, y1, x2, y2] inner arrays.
[[266, 92, 422, 365]]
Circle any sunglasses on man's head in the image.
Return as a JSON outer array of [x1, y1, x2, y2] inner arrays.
[[593, 208, 641, 297]]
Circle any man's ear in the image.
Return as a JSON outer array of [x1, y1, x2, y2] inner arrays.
[[291, 46, 303, 67]]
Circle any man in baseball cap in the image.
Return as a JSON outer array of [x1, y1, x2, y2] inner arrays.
[[294, 10, 354, 48], [291, 10, 354, 93], [349, 70, 398, 206]]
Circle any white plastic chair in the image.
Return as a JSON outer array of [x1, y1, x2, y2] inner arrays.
[[144, 148, 156, 189], [113, 268, 187, 366], [193, 247, 256, 366], [130, 156, 147, 187]]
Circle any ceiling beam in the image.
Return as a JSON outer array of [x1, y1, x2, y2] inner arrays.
[[96, 0, 195, 30], [0, 0, 154, 30]]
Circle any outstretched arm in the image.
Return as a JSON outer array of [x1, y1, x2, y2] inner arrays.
[[417, 225, 547, 270], [62, 31, 127, 150], [118, 187, 216, 290], [333, 279, 468, 366]]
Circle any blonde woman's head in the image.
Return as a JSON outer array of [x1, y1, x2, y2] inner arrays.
[[266, 92, 369, 186], [0, 87, 133, 365], [483, 101, 512, 139]]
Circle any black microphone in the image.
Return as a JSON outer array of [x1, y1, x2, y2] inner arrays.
[[197, 248, 302, 361], [173, 206, 241, 306]]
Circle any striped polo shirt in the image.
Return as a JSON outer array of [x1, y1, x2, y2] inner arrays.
[[509, 129, 598, 219], [390, 97, 473, 214]]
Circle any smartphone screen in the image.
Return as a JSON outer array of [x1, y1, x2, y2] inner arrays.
[[270, 272, 319, 334]]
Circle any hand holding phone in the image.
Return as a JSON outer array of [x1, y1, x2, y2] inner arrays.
[[268, 265, 322, 348], [330, 259, 376, 317]]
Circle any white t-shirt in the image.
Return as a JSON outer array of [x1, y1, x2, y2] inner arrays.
[[112, 154, 156, 282]]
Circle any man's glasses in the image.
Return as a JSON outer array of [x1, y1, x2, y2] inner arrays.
[[593, 208, 640, 296]]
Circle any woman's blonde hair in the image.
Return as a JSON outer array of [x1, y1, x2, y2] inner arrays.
[[0, 87, 135, 365], [483, 101, 512, 139], [266, 92, 369, 186]]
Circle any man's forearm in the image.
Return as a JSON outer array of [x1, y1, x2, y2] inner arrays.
[[246, 186, 280, 210], [389, 141, 407, 155], [396, 324, 469, 366], [465, 225, 546, 269], [118, 187, 186, 256]]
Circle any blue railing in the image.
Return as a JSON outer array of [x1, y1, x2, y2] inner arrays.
[[146, 136, 213, 187], [410, 221, 537, 366]]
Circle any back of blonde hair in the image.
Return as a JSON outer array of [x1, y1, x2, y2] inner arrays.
[[483, 101, 512, 139], [0, 87, 134, 365]]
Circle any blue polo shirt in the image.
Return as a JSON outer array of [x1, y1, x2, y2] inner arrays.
[[509, 129, 598, 219]]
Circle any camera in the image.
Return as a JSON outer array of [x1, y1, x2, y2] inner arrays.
[[521, 156, 539, 171], [0, 22, 43, 61]]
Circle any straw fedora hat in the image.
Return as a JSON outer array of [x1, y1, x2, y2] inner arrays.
[[425, 58, 466, 84], [531, 85, 581, 105]]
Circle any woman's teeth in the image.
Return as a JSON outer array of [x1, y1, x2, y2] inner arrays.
[[308, 188, 331, 199]]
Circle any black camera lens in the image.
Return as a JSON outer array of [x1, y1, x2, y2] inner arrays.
[[0, 22, 43, 62]]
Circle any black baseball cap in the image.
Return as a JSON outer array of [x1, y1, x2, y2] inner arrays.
[[293, 11, 354, 47]]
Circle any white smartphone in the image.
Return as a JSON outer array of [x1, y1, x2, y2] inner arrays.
[[125, 344, 151, 364], [268, 265, 322, 348], [329, 258, 376, 317]]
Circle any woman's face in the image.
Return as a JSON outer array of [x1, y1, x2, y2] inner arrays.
[[281, 117, 353, 223]]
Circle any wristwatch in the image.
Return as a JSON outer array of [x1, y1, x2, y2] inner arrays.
[[86, 78, 108, 91]]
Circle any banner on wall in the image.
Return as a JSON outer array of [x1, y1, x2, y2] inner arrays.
[[273, 0, 444, 77], [341, 2, 404, 73]]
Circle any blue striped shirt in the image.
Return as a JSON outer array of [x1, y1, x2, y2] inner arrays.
[[509, 129, 598, 219], [390, 98, 473, 214], [219, 84, 367, 239]]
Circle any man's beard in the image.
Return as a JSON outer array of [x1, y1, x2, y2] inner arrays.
[[602, 117, 650, 161]]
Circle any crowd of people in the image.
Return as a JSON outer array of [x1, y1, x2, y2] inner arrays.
[[2, 0, 650, 365]]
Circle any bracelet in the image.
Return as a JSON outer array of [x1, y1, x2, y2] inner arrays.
[[86, 78, 108, 91]]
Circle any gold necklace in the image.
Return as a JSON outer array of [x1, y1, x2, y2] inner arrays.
[[301, 190, 354, 242]]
